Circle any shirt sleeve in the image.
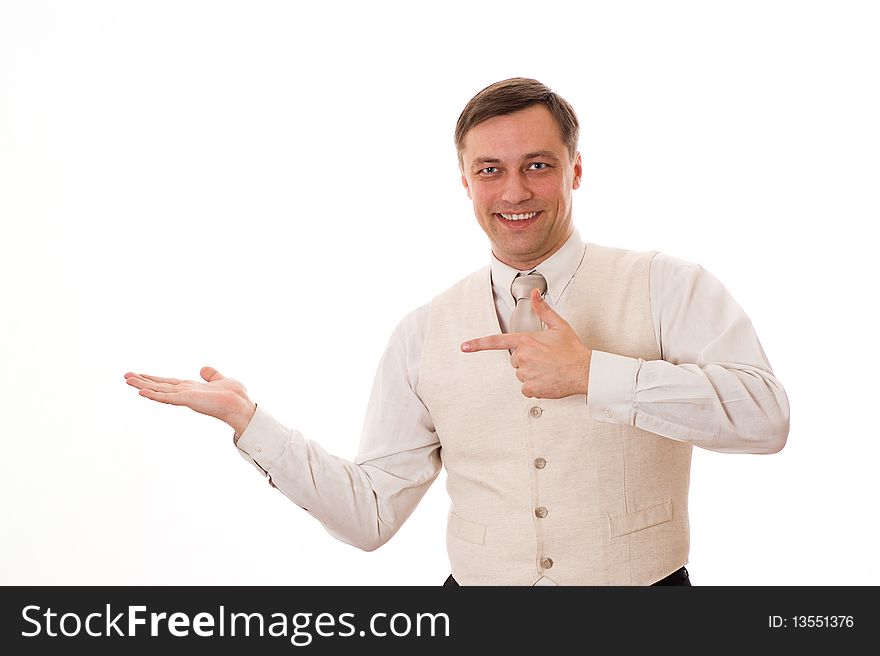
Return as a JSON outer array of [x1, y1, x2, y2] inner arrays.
[[233, 304, 442, 551], [587, 253, 789, 454]]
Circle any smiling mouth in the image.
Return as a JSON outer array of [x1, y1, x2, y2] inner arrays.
[[495, 211, 542, 227]]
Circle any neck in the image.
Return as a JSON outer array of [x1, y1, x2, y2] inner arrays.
[[494, 230, 573, 271]]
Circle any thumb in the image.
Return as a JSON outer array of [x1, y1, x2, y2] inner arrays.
[[530, 289, 568, 329], [200, 366, 224, 382]]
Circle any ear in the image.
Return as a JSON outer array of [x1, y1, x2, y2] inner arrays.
[[572, 151, 583, 190], [461, 171, 472, 200]]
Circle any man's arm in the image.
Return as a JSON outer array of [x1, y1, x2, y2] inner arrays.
[[587, 253, 789, 454], [126, 305, 442, 552], [461, 254, 789, 455], [234, 305, 441, 550]]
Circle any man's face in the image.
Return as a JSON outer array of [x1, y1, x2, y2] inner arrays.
[[460, 104, 582, 270]]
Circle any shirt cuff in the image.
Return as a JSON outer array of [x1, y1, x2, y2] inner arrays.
[[233, 404, 293, 476], [587, 350, 641, 425]]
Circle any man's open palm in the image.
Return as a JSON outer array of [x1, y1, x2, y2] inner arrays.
[[124, 367, 255, 434]]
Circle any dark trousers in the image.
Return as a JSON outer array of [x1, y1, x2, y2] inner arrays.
[[443, 566, 691, 586]]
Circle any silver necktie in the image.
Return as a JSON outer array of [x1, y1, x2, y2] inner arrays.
[[509, 272, 548, 333]]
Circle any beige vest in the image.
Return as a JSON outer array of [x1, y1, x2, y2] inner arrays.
[[417, 243, 692, 585]]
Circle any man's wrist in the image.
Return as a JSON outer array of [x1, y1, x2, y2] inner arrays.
[[230, 400, 258, 442]]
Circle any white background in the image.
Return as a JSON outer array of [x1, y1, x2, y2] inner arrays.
[[2, 0, 878, 586]]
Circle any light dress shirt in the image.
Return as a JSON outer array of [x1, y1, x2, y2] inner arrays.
[[234, 228, 790, 571]]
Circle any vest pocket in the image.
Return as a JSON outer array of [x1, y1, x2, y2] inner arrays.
[[608, 500, 673, 539], [448, 511, 487, 545]]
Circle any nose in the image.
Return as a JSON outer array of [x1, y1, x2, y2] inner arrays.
[[501, 171, 533, 206]]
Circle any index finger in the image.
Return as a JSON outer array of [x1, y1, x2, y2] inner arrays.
[[461, 333, 524, 353]]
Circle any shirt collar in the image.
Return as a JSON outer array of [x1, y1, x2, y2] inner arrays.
[[490, 228, 586, 309]]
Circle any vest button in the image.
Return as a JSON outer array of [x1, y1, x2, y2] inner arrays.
[[541, 558, 554, 569], [535, 506, 548, 518], [529, 406, 543, 418], [534, 457, 547, 469]]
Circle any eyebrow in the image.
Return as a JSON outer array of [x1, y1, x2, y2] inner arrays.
[[469, 150, 562, 168], [522, 150, 561, 162], [470, 156, 502, 167]]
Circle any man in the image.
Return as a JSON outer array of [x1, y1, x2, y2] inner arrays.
[[125, 78, 789, 586]]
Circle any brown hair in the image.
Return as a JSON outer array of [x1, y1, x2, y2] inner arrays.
[[455, 77, 579, 166]]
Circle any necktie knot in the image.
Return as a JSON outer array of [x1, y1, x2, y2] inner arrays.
[[509, 272, 547, 334], [510, 272, 547, 301]]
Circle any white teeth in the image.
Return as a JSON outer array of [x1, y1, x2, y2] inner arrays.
[[499, 212, 538, 221]]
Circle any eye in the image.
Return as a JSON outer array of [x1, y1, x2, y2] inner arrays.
[[479, 167, 499, 175], [528, 162, 549, 170]]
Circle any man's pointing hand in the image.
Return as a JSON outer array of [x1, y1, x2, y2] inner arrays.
[[461, 289, 592, 399]]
